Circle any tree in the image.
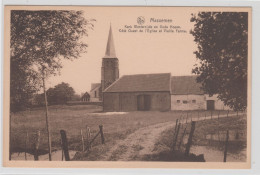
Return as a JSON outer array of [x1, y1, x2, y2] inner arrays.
[[190, 12, 248, 111], [72, 94, 81, 101], [10, 10, 94, 160], [10, 10, 94, 111], [33, 93, 45, 106], [47, 82, 75, 105]]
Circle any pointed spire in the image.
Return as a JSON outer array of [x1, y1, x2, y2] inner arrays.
[[104, 24, 116, 58]]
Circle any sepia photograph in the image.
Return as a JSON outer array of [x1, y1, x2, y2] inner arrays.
[[3, 6, 251, 168]]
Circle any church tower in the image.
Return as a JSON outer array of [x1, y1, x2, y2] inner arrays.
[[101, 25, 119, 92]]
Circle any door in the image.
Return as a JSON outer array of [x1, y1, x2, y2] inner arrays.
[[137, 95, 151, 111], [137, 95, 144, 111], [144, 95, 151, 111], [207, 100, 215, 110]]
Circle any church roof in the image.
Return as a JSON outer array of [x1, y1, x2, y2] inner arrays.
[[170, 76, 204, 95], [103, 73, 171, 92], [90, 83, 101, 92], [104, 24, 117, 58]]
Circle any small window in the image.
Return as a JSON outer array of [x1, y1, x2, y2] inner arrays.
[[177, 100, 180, 103], [183, 100, 188, 104], [192, 100, 196, 103]]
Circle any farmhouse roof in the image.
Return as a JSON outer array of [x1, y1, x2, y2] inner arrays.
[[171, 76, 204, 95], [90, 83, 101, 92], [104, 73, 171, 92], [82, 91, 90, 97], [104, 24, 117, 58]]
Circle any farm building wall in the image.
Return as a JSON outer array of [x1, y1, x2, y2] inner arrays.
[[205, 95, 231, 110], [103, 92, 171, 112], [171, 94, 231, 110], [171, 95, 205, 110]]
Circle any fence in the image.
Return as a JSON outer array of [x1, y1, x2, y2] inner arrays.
[[171, 110, 246, 162], [10, 124, 105, 161]]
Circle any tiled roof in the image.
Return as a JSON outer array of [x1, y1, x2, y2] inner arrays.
[[171, 76, 204, 95], [104, 73, 171, 92]]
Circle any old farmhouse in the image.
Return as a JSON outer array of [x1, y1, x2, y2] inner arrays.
[[170, 76, 230, 111], [103, 74, 230, 112], [90, 25, 230, 111], [103, 73, 171, 111]]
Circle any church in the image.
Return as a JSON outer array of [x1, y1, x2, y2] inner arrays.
[[90, 25, 230, 112]]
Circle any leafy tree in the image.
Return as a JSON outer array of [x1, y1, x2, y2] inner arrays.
[[33, 93, 45, 106], [190, 12, 248, 111], [10, 10, 94, 111], [72, 94, 81, 101], [47, 82, 75, 105], [10, 10, 94, 160]]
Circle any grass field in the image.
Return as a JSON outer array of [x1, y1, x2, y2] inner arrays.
[[10, 104, 238, 160]]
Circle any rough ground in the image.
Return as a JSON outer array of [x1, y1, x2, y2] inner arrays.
[[103, 122, 175, 161], [101, 113, 243, 161]]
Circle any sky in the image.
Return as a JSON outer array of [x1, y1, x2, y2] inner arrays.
[[46, 7, 199, 94]]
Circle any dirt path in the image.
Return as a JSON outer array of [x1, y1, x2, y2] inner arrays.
[[103, 122, 175, 161], [102, 113, 242, 161]]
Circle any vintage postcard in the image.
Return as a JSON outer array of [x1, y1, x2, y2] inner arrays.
[[3, 6, 251, 168]]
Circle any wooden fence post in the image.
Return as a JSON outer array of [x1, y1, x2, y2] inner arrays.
[[223, 130, 229, 162], [34, 130, 40, 161], [185, 121, 196, 156], [173, 123, 181, 151], [61, 139, 64, 161], [86, 126, 91, 150], [198, 111, 200, 121], [60, 130, 70, 161], [174, 119, 179, 134], [179, 117, 183, 128], [182, 116, 184, 127], [227, 110, 229, 117], [89, 130, 101, 146], [80, 129, 85, 152], [204, 112, 206, 120], [236, 111, 239, 117], [99, 125, 105, 144], [218, 110, 220, 119], [211, 110, 213, 119], [25, 131, 28, 160], [178, 125, 187, 150]]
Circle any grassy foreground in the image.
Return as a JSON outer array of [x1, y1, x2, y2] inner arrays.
[[10, 104, 236, 160], [152, 114, 247, 161]]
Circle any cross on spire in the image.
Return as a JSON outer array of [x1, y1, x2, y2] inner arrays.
[[104, 24, 117, 58]]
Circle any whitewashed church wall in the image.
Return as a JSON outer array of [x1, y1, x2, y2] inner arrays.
[[171, 95, 206, 110], [90, 88, 100, 102]]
